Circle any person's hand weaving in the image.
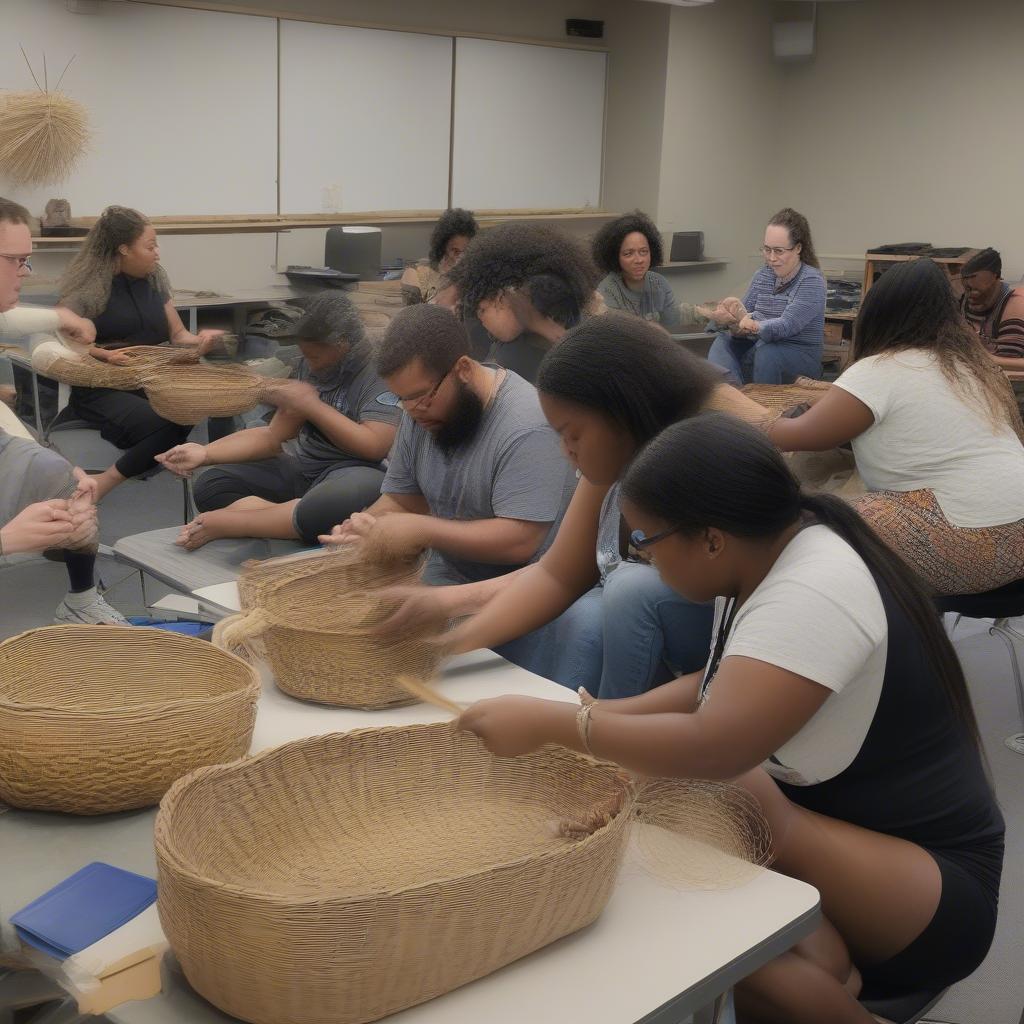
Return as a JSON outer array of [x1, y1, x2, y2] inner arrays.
[[155, 442, 206, 477], [372, 583, 459, 638], [194, 329, 225, 356], [1, 499, 83, 555], [264, 379, 321, 416], [320, 510, 428, 562], [88, 345, 132, 366], [457, 696, 570, 758]]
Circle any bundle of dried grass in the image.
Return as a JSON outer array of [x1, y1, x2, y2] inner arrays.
[[0, 53, 90, 186]]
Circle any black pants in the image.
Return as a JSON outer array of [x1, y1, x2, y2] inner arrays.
[[70, 386, 191, 478], [193, 455, 385, 544]]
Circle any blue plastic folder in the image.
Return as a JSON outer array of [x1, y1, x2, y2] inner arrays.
[[11, 862, 157, 960]]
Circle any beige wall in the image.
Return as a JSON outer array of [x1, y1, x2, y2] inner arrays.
[[26, 0, 667, 295], [774, 0, 1024, 283], [656, 0, 781, 305]]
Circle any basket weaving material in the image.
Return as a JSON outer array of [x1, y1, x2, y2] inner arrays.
[[41, 354, 145, 390], [155, 725, 634, 1024], [217, 548, 442, 708], [140, 363, 270, 425], [0, 625, 259, 814], [741, 376, 833, 413], [119, 345, 202, 368]]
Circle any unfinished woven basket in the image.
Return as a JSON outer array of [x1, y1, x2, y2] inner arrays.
[[140, 362, 270, 425], [119, 345, 202, 368], [0, 625, 259, 814], [741, 376, 833, 413], [155, 725, 634, 1024], [42, 355, 146, 391], [217, 548, 441, 709]]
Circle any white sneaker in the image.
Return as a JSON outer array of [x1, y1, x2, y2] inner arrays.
[[54, 593, 130, 626]]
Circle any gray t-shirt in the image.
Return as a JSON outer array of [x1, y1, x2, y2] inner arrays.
[[382, 369, 576, 583], [486, 331, 553, 385], [293, 348, 400, 479], [597, 271, 682, 332]]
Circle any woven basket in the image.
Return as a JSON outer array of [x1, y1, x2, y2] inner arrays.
[[119, 345, 202, 368], [216, 548, 441, 709], [741, 376, 833, 413], [140, 363, 270, 425], [0, 625, 260, 814], [155, 725, 633, 1024], [43, 355, 145, 390]]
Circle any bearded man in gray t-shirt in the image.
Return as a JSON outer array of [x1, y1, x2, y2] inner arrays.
[[324, 303, 576, 587]]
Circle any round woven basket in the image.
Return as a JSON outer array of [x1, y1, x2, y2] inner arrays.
[[119, 345, 201, 368], [156, 725, 632, 1024], [741, 376, 832, 413], [141, 363, 269, 425], [0, 625, 260, 814], [216, 549, 441, 709]]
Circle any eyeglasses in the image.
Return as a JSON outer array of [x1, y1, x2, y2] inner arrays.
[[629, 525, 680, 551], [396, 364, 454, 411], [0, 254, 32, 271], [761, 245, 796, 258]]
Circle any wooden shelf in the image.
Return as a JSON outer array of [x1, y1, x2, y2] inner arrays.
[[30, 209, 614, 246]]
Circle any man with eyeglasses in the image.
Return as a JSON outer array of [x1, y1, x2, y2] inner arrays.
[[323, 303, 576, 670], [0, 196, 127, 624]]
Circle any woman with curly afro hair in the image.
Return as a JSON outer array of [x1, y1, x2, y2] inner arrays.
[[447, 222, 602, 383], [592, 210, 682, 331], [401, 208, 478, 306]]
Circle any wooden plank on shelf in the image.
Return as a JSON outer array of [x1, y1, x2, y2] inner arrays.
[[660, 258, 729, 269], [31, 209, 614, 245]]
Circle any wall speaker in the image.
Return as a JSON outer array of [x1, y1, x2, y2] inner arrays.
[[772, 20, 815, 60]]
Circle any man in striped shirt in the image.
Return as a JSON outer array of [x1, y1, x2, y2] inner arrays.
[[960, 248, 1024, 372]]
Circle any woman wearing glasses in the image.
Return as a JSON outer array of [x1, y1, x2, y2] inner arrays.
[[459, 413, 1003, 1023], [708, 208, 826, 386]]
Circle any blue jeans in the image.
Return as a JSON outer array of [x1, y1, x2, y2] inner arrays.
[[538, 562, 714, 699], [708, 332, 822, 385]]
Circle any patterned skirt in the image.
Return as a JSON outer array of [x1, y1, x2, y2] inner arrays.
[[853, 488, 1024, 596]]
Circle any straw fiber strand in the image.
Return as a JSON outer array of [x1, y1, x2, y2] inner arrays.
[[218, 547, 442, 709], [155, 725, 634, 1024], [0, 625, 259, 814]]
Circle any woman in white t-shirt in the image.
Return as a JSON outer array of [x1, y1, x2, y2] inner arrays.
[[458, 413, 1003, 1022], [767, 257, 1024, 595]]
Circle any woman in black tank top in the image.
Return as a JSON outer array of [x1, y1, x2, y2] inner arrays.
[[55, 206, 225, 499], [459, 413, 1003, 1021]]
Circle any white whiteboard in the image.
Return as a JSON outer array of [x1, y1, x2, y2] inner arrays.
[[279, 21, 452, 215], [451, 38, 606, 210], [0, 1, 278, 217]]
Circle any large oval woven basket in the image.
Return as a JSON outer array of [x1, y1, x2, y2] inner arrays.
[[140, 363, 269, 425], [0, 625, 260, 814], [156, 725, 632, 1024], [216, 549, 442, 709]]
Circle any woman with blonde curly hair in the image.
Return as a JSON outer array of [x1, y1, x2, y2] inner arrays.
[[54, 206, 224, 499]]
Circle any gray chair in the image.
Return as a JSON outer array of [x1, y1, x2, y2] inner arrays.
[[861, 986, 947, 1024]]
